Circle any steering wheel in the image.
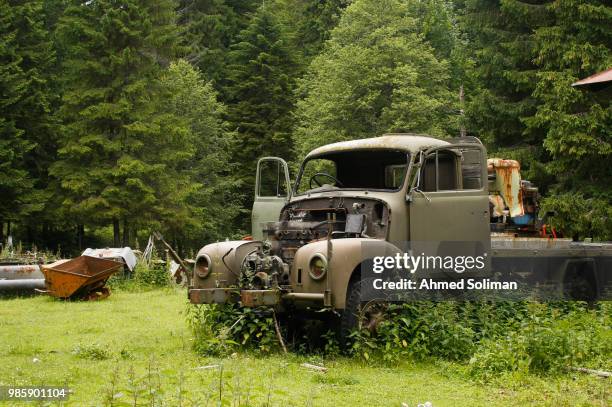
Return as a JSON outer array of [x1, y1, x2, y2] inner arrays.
[[309, 172, 344, 189]]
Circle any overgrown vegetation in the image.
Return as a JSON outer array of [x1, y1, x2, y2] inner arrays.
[[188, 300, 612, 383], [132, 262, 172, 288], [187, 304, 279, 356]]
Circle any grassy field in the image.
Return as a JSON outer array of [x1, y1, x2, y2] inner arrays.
[[0, 289, 609, 406]]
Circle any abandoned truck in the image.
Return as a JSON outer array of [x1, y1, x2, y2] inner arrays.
[[189, 134, 612, 332]]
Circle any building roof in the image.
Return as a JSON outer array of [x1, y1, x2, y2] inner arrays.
[[306, 133, 449, 158], [572, 68, 612, 87]]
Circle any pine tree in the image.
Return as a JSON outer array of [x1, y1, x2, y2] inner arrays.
[[460, 0, 550, 149], [293, 0, 455, 157], [461, 0, 611, 240], [0, 0, 54, 238], [177, 0, 259, 90], [158, 59, 241, 244], [276, 0, 350, 60], [526, 0, 611, 240], [51, 0, 182, 246], [224, 5, 297, 220]]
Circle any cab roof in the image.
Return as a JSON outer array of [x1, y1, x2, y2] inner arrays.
[[305, 133, 450, 158]]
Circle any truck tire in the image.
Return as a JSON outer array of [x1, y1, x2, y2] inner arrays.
[[563, 263, 597, 303], [339, 276, 389, 347]]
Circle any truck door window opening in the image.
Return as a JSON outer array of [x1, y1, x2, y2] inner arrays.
[[421, 150, 458, 191], [420, 147, 483, 192], [258, 160, 288, 197], [296, 150, 409, 194]]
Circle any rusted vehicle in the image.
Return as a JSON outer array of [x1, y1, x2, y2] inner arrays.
[[189, 134, 612, 334]]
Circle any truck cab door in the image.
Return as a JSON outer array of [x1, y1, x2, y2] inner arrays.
[[407, 143, 491, 275], [252, 157, 291, 240]]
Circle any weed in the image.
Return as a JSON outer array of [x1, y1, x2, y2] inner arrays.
[[346, 300, 611, 380], [119, 348, 134, 360], [133, 262, 170, 287], [466, 302, 611, 380], [72, 343, 111, 360], [186, 303, 277, 356]]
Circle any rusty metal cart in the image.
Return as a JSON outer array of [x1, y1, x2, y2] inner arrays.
[[40, 256, 123, 300]]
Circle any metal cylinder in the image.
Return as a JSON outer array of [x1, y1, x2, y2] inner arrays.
[[0, 279, 46, 291], [0, 265, 44, 280]]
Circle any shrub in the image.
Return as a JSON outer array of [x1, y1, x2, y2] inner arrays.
[[185, 298, 611, 379], [72, 343, 111, 360], [186, 303, 278, 356], [351, 302, 478, 362], [133, 262, 170, 287], [469, 303, 612, 380]]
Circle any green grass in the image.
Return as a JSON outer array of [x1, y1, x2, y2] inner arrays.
[[0, 289, 609, 406]]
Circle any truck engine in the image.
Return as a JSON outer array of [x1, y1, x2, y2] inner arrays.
[[223, 196, 390, 292]]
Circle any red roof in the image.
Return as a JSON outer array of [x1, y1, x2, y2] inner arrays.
[[572, 68, 612, 87]]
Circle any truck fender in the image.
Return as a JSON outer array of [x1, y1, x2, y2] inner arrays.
[[290, 238, 403, 309], [193, 240, 262, 289]]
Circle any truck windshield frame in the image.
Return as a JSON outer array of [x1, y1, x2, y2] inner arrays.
[[293, 149, 411, 195]]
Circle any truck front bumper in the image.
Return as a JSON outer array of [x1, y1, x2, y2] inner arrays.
[[189, 288, 281, 307]]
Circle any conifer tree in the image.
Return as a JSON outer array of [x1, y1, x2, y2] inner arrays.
[[278, 0, 350, 60], [224, 5, 297, 219], [460, 0, 549, 149], [0, 0, 54, 237], [177, 0, 259, 91], [527, 0, 611, 240], [51, 0, 182, 246]]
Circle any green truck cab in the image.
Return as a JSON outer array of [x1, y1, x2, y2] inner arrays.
[[189, 134, 612, 332]]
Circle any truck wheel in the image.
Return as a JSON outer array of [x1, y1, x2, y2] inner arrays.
[[563, 264, 597, 303], [339, 277, 389, 347]]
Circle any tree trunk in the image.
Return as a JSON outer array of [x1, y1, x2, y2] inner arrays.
[[7, 221, 11, 237], [132, 226, 138, 249], [27, 225, 34, 246], [122, 218, 129, 247], [113, 219, 120, 247], [0, 221, 4, 245], [42, 222, 48, 240], [77, 224, 85, 251]]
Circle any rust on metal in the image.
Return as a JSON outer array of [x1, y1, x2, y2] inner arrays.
[[0, 264, 44, 280], [488, 158, 524, 217], [189, 288, 240, 304], [240, 289, 280, 307], [40, 256, 122, 299]]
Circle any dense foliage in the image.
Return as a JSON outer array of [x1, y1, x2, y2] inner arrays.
[[187, 301, 612, 380], [0, 0, 610, 253], [293, 0, 457, 157]]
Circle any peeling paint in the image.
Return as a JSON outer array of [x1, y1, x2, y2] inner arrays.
[[488, 158, 524, 217]]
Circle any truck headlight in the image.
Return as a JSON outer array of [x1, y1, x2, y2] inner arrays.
[[308, 253, 327, 280], [195, 254, 212, 278]]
